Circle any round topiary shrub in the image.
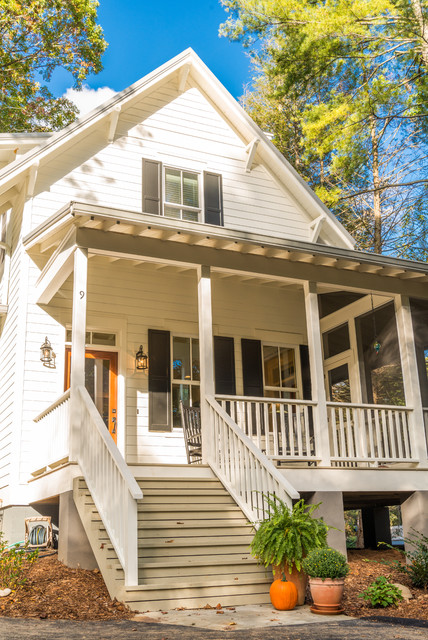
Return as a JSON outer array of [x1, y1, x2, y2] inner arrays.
[[302, 547, 349, 580]]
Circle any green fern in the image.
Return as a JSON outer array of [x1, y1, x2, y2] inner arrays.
[[250, 495, 329, 572]]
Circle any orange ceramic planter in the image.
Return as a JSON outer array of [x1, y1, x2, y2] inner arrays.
[[309, 577, 345, 615]]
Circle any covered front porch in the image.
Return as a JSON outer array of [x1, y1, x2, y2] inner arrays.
[[25, 201, 428, 583]]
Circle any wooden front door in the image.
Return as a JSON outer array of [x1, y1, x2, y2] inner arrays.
[[65, 349, 118, 443]]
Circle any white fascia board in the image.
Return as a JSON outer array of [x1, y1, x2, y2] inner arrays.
[[0, 49, 197, 195]]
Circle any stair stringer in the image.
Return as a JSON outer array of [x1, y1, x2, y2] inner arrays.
[[73, 477, 126, 601]]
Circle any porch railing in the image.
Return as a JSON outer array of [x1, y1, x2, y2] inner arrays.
[[216, 395, 319, 462], [206, 396, 299, 522], [33, 389, 71, 473], [76, 385, 143, 585], [326, 402, 414, 464]]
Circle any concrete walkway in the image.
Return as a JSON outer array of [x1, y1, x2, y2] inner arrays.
[[133, 603, 351, 630]]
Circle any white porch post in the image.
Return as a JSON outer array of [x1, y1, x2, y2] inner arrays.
[[395, 295, 428, 466], [303, 281, 330, 466], [69, 247, 88, 461], [197, 265, 215, 463]]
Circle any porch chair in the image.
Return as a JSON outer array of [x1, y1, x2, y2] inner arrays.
[[180, 401, 202, 464]]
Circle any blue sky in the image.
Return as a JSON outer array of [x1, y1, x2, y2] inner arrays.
[[50, 1, 253, 111]]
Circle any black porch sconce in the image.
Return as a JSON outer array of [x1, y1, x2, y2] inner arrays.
[[40, 337, 56, 368], [135, 345, 148, 370]]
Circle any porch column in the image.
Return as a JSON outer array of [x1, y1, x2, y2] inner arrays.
[[395, 295, 428, 466], [197, 265, 215, 464], [69, 247, 88, 461], [303, 281, 330, 466]]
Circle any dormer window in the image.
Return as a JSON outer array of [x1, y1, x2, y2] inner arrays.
[[164, 168, 200, 222], [142, 158, 223, 226]]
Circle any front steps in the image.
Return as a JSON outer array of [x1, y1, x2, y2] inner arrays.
[[73, 469, 272, 611]]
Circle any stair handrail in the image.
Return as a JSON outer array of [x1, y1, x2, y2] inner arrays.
[[206, 396, 299, 523], [76, 385, 142, 585]]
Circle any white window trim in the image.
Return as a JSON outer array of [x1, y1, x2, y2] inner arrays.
[[261, 342, 302, 399], [163, 165, 202, 222]]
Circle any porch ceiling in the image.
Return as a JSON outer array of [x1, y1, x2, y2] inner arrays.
[[24, 201, 428, 295]]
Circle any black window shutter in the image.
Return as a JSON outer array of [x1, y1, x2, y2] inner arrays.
[[142, 159, 162, 215], [299, 344, 312, 400], [214, 336, 236, 395], [148, 329, 171, 431], [204, 172, 223, 226], [241, 339, 263, 396]]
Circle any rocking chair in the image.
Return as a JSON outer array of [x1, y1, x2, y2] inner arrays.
[[180, 401, 202, 465]]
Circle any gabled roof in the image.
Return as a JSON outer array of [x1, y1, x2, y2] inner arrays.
[[0, 48, 355, 249]]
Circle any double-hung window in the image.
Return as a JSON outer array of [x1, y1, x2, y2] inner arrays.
[[142, 158, 223, 226], [164, 168, 200, 222]]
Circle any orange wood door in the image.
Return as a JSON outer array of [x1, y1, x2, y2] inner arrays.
[[65, 348, 118, 443]]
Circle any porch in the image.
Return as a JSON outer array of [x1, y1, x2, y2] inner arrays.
[[25, 201, 428, 589]]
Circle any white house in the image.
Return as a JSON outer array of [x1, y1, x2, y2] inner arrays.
[[0, 49, 427, 610]]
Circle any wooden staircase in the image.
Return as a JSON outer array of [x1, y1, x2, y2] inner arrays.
[[73, 468, 272, 611]]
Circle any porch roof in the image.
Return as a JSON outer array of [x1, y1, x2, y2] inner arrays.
[[24, 200, 428, 286]]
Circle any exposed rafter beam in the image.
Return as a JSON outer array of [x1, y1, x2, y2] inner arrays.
[[27, 161, 39, 197], [245, 138, 260, 173], [178, 64, 191, 92], [309, 213, 326, 242], [0, 186, 19, 210], [34, 228, 77, 304], [107, 106, 121, 144]]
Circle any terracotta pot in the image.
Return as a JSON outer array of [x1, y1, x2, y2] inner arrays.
[[309, 577, 345, 614], [272, 564, 307, 606]]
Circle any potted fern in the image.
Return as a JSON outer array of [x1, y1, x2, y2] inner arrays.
[[250, 496, 329, 605]]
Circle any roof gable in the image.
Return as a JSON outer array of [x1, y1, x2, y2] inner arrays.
[[0, 48, 355, 249]]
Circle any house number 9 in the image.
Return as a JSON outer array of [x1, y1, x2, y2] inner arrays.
[[80, 291, 85, 299]]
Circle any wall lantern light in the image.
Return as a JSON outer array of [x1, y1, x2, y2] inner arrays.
[[135, 345, 148, 370], [40, 337, 56, 368]]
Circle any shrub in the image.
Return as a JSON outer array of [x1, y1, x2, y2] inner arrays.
[[302, 547, 349, 579], [396, 529, 428, 589], [360, 577, 403, 608], [0, 534, 39, 590], [250, 495, 329, 572]]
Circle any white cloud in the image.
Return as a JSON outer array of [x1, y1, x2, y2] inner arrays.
[[63, 84, 117, 116]]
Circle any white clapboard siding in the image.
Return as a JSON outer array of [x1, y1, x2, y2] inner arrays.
[[15, 259, 306, 470], [0, 204, 28, 491], [30, 83, 313, 242]]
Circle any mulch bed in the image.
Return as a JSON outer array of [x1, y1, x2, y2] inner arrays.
[[0, 552, 134, 620], [0, 548, 427, 621], [342, 549, 428, 620]]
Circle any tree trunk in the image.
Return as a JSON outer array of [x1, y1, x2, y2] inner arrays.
[[370, 115, 382, 254], [411, 0, 428, 66]]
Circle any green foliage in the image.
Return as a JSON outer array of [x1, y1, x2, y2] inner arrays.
[[220, 0, 428, 258], [250, 495, 329, 572], [0, 0, 107, 132], [0, 534, 39, 589], [302, 547, 349, 579], [359, 576, 403, 608], [393, 529, 428, 588]]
